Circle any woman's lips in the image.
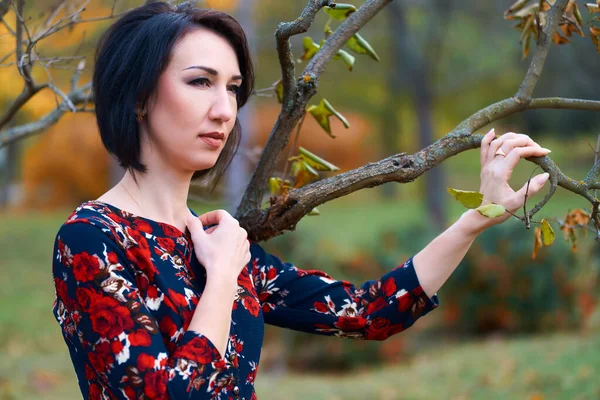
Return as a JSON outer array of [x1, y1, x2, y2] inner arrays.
[[198, 136, 223, 148]]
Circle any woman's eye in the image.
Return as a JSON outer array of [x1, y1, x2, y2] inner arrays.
[[227, 84, 241, 95], [190, 77, 210, 87]]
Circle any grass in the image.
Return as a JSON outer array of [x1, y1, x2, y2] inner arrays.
[[255, 333, 600, 400]]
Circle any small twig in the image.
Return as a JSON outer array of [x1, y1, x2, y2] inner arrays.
[[279, 110, 307, 195], [595, 134, 600, 199]]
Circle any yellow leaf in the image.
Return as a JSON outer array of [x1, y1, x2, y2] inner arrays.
[[300, 37, 320, 61], [345, 33, 380, 61], [447, 188, 484, 209], [324, 3, 357, 20], [541, 219, 555, 246], [298, 147, 340, 171], [274, 79, 283, 103], [476, 204, 506, 218]]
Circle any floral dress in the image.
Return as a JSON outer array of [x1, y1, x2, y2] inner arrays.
[[51, 200, 439, 400]]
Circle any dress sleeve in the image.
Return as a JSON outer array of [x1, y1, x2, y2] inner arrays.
[[52, 222, 228, 399], [250, 242, 439, 340]]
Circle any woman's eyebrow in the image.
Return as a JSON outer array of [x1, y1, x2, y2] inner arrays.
[[182, 65, 243, 80]]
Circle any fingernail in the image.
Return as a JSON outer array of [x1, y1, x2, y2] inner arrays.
[[487, 128, 495, 137], [539, 173, 550, 183], [542, 148, 551, 153]]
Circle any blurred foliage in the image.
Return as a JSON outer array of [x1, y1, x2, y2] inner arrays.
[[20, 113, 109, 209], [260, 216, 600, 371]]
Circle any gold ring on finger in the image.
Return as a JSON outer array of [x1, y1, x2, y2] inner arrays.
[[494, 148, 507, 157]]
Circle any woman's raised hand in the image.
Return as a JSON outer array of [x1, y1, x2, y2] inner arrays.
[[185, 209, 251, 285], [478, 129, 551, 225]]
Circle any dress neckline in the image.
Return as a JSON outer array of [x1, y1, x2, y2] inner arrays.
[[84, 200, 193, 239]]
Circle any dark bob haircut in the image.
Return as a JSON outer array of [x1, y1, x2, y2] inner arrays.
[[93, 1, 254, 186]]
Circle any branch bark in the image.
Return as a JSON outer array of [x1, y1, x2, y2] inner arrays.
[[0, 82, 93, 147], [516, 0, 569, 101]]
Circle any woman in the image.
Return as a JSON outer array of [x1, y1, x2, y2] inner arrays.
[[51, 2, 551, 399]]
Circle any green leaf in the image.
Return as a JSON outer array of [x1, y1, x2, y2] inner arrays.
[[322, 98, 350, 128], [447, 188, 484, 209], [308, 207, 321, 216], [346, 33, 380, 61], [300, 37, 320, 61], [299, 147, 340, 171], [307, 98, 350, 138], [476, 203, 506, 218], [269, 177, 291, 196], [275, 79, 283, 103], [333, 48, 355, 71], [324, 3, 357, 20], [541, 219, 556, 246]]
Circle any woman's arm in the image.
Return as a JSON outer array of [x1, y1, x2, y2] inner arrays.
[[52, 222, 231, 399], [413, 129, 551, 298]]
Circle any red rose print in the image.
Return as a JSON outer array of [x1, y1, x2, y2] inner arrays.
[[397, 293, 412, 312], [366, 297, 387, 315], [381, 277, 397, 297], [156, 237, 175, 253], [88, 341, 114, 373], [137, 353, 156, 371], [173, 336, 216, 364], [72, 252, 101, 282], [107, 252, 119, 265], [334, 316, 367, 331], [159, 222, 182, 238], [134, 219, 153, 234], [111, 339, 124, 355], [242, 297, 260, 317], [365, 317, 391, 340], [159, 316, 177, 337], [75, 287, 97, 311], [89, 296, 134, 339], [89, 382, 103, 398], [313, 301, 328, 313], [130, 330, 151, 346], [143, 369, 168, 399], [266, 268, 277, 281]]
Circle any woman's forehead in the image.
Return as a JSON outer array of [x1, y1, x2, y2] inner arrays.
[[170, 28, 241, 76]]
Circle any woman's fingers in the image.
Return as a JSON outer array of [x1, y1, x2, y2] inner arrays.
[[500, 137, 540, 155], [502, 145, 551, 171], [515, 172, 550, 202], [488, 132, 522, 161], [480, 128, 495, 166], [197, 209, 232, 227]]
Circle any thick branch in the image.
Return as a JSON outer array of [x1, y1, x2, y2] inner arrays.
[[276, 0, 332, 109], [0, 82, 92, 147], [240, 94, 600, 241], [237, 0, 393, 217], [515, 0, 569, 101]]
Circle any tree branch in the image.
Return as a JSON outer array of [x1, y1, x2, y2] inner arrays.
[[276, 0, 332, 109], [515, 0, 569, 101], [0, 82, 92, 147], [240, 93, 600, 241], [237, 0, 393, 217]]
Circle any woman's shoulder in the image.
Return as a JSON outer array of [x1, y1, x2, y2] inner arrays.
[[57, 200, 132, 245]]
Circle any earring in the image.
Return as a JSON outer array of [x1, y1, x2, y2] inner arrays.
[[135, 109, 146, 122]]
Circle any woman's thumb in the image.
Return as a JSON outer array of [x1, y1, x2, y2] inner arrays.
[[185, 210, 205, 238], [519, 173, 549, 197]]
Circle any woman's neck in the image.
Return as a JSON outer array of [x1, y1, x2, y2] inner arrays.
[[101, 168, 193, 232]]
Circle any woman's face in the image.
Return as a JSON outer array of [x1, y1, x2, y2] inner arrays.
[[142, 27, 242, 174]]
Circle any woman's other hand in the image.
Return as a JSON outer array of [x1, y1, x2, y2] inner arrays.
[[186, 209, 251, 286], [478, 129, 551, 226]]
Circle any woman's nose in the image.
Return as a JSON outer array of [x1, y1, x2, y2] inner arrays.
[[208, 87, 235, 122]]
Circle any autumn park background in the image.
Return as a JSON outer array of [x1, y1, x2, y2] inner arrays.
[[1, 0, 600, 399]]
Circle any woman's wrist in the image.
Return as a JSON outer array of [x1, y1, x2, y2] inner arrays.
[[455, 209, 498, 238]]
